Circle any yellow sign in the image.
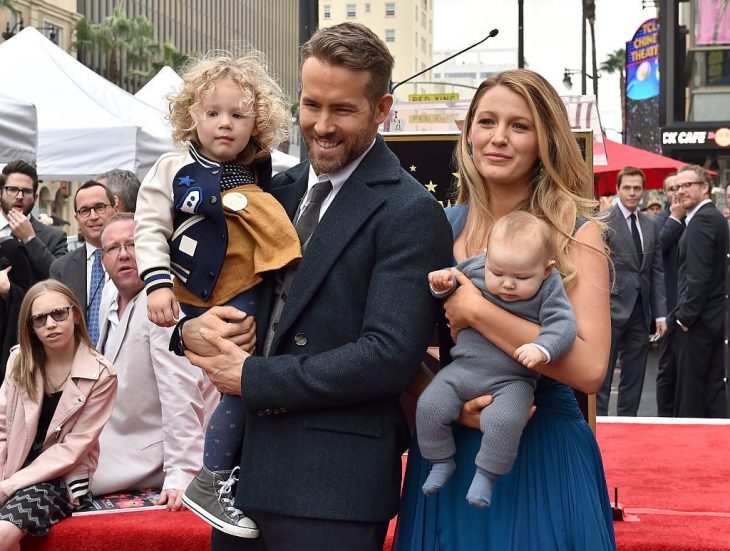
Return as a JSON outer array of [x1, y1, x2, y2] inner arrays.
[[408, 113, 460, 123], [407, 93, 459, 102]]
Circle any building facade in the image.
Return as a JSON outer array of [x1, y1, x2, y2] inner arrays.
[[76, 0, 300, 101], [319, 0, 434, 99], [0, 0, 79, 50], [660, 0, 730, 188]]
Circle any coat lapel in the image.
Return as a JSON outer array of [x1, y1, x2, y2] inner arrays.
[[270, 137, 400, 350], [100, 294, 138, 364]]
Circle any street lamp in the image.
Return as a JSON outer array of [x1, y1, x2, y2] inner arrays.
[[562, 68, 599, 91], [2, 17, 23, 41], [2, 19, 58, 43]]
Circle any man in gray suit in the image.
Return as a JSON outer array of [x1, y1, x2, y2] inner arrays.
[[50, 181, 118, 344], [177, 22, 452, 550], [0, 160, 67, 282], [597, 166, 667, 416]]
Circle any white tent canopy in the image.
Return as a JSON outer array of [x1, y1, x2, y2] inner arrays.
[[135, 66, 300, 173], [0, 27, 170, 180], [0, 93, 37, 163]]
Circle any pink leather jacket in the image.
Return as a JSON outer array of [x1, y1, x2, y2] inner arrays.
[[0, 343, 117, 505]]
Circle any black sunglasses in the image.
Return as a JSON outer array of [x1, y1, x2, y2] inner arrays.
[[30, 305, 74, 328]]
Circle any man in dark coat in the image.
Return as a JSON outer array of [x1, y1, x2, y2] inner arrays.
[[177, 22, 452, 550], [670, 165, 728, 418]]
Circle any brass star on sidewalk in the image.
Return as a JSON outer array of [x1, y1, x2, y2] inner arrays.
[[410, 165, 417, 172], [425, 180, 437, 193]]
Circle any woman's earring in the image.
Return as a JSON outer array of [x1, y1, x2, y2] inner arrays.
[[468, 141, 474, 158]]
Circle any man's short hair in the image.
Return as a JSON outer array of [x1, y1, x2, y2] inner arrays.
[[96, 169, 141, 213], [677, 164, 713, 197], [616, 166, 646, 189], [300, 22, 394, 105], [2, 160, 39, 191], [74, 180, 115, 211], [101, 212, 135, 240]]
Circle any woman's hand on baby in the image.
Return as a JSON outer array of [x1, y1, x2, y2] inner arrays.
[[458, 394, 536, 429], [428, 268, 455, 293], [443, 269, 481, 340], [514, 343, 547, 369], [147, 288, 179, 327]]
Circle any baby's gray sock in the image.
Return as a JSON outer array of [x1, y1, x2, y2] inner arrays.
[[466, 467, 499, 508], [422, 458, 456, 496]]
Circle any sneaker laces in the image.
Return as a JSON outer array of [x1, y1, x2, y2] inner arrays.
[[217, 466, 245, 520]]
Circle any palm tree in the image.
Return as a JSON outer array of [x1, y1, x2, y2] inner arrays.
[[601, 48, 626, 141], [584, 0, 599, 99], [73, 4, 160, 89]]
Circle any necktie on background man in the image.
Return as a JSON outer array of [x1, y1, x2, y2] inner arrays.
[[630, 213, 643, 259], [87, 248, 104, 346]]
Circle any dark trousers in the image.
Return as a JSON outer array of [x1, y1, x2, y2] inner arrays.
[[210, 510, 390, 551], [655, 331, 676, 416], [597, 299, 649, 416], [672, 320, 727, 418]]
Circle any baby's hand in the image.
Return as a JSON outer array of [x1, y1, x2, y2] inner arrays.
[[514, 343, 547, 369], [147, 288, 179, 327], [428, 269, 456, 293]]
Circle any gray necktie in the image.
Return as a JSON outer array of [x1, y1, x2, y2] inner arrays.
[[262, 180, 333, 356], [295, 180, 332, 250]]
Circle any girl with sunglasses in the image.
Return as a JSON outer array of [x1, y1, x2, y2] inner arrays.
[[0, 280, 117, 549]]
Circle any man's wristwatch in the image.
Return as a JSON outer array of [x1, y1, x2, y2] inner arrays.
[[169, 317, 189, 356]]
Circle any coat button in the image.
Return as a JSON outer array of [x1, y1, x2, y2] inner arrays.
[[77, 396, 85, 403], [211, 196, 218, 204], [294, 333, 308, 346]]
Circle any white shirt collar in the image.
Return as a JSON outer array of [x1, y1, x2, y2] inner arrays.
[[617, 200, 638, 219], [685, 199, 712, 224], [85, 241, 100, 260]]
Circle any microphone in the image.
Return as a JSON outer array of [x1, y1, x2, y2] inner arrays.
[[389, 29, 500, 95]]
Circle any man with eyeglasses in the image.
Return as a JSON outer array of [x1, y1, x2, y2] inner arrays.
[[50, 180, 119, 345], [670, 165, 728, 418], [654, 172, 684, 416], [91, 212, 218, 510], [597, 166, 667, 417], [0, 160, 67, 282]]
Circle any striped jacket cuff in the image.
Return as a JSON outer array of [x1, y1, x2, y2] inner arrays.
[[143, 269, 174, 295]]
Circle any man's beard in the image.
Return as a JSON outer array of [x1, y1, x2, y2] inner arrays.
[[303, 126, 374, 176]]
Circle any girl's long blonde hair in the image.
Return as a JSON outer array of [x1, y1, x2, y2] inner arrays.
[[168, 49, 291, 166], [456, 69, 607, 287], [14, 280, 91, 402]]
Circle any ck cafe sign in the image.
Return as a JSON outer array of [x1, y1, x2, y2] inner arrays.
[[662, 127, 730, 149]]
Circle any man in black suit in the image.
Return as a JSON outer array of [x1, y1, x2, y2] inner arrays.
[[671, 165, 728, 418], [0, 160, 67, 282], [178, 22, 452, 550], [50, 181, 117, 344], [597, 166, 666, 416], [655, 172, 685, 416]]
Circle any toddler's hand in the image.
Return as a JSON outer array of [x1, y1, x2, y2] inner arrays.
[[147, 288, 179, 327], [428, 269, 455, 293], [514, 343, 547, 369]]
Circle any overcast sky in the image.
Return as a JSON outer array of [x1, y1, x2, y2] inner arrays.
[[434, 0, 658, 141]]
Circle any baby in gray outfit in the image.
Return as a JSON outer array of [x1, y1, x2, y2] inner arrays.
[[417, 211, 576, 508]]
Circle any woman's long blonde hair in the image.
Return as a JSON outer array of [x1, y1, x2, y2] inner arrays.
[[456, 69, 606, 287], [14, 280, 92, 402]]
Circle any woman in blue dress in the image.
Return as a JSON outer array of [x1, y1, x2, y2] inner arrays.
[[396, 69, 616, 550]]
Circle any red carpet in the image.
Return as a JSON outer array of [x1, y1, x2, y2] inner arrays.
[[598, 419, 730, 551], [21, 420, 730, 550]]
